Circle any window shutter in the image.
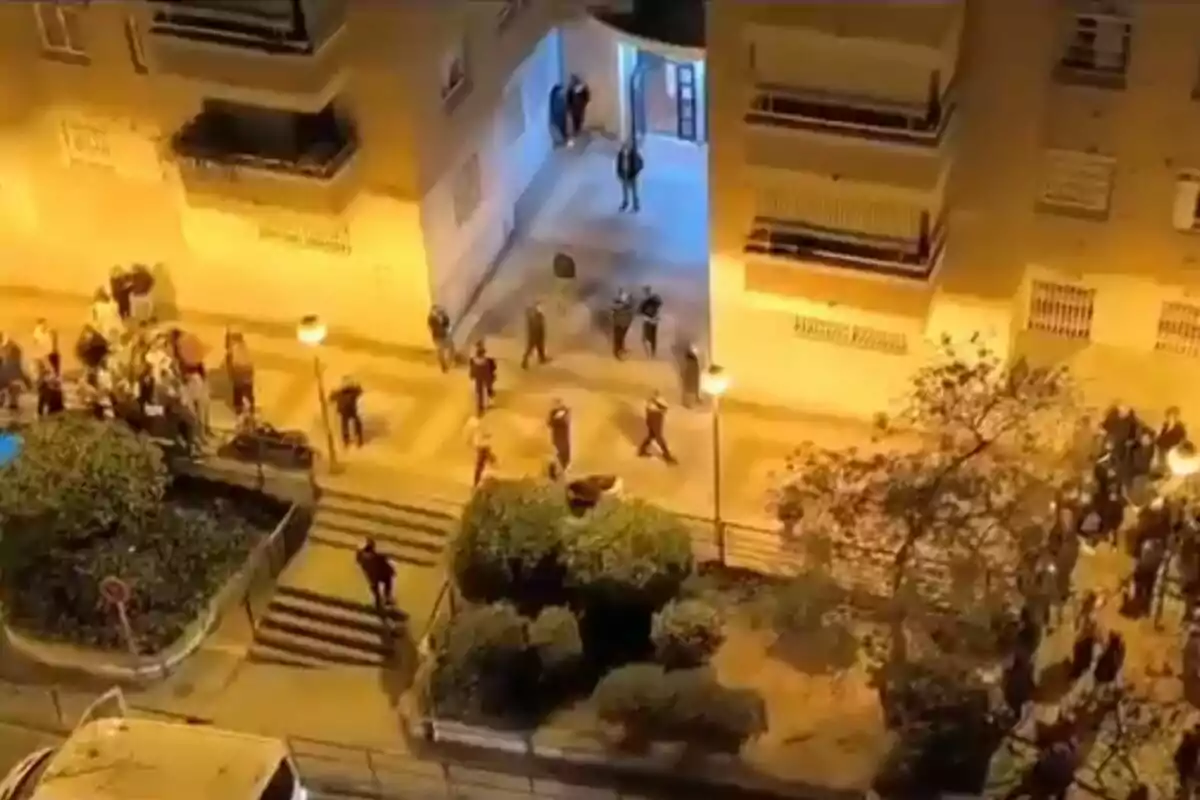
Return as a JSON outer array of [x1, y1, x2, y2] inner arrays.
[[1173, 179, 1200, 231]]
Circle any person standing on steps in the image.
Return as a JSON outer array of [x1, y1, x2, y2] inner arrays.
[[638, 391, 676, 463], [427, 305, 454, 373], [469, 417, 497, 488], [331, 375, 365, 448], [566, 74, 591, 142], [616, 140, 644, 213], [521, 301, 548, 369], [548, 397, 572, 473], [549, 84, 568, 147], [469, 341, 497, 415], [356, 538, 396, 610], [638, 285, 663, 358], [611, 289, 634, 360]]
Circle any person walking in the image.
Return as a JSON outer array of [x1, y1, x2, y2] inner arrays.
[[638, 285, 663, 358], [35, 366, 64, 418], [549, 84, 569, 146], [681, 344, 701, 407], [109, 265, 134, 321], [616, 140, 644, 213], [31, 319, 60, 376], [90, 289, 124, 345], [611, 289, 634, 359], [468, 417, 497, 488], [356, 539, 396, 610], [0, 333, 28, 413], [427, 305, 454, 373], [547, 398, 571, 472], [468, 341, 497, 415], [521, 301, 548, 369], [224, 330, 255, 418], [1158, 406, 1188, 473], [566, 74, 591, 141], [638, 392, 675, 463], [331, 375, 365, 448], [1002, 648, 1036, 722], [1129, 536, 1166, 618], [1069, 593, 1099, 682], [1093, 631, 1126, 687], [182, 370, 211, 442]]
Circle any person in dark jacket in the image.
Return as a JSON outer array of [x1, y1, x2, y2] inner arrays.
[[549, 84, 568, 146], [1003, 649, 1036, 721], [638, 286, 663, 358], [565, 74, 591, 141], [1129, 536, 1165, 617], [521, 301, 548, 369], [1069, 594, 1099, 682], [427, 305, 453, 373], [1093, 631, 1126, 686], [1157, 406, 1188, 472], [356, 538, 395, 610], [331, 375, 364, 448], [547, 398, 571, 472], [681, 344, 701, 407], [637, 392, 675, 463], [610, 289, 634, 359], [109, 265, 134, 320], [468, 341, 497, 415], [35, 366, 64, 418], [616, 141, 644, 212]]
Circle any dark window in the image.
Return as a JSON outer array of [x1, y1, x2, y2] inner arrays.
[[259, 759, 297, 800]]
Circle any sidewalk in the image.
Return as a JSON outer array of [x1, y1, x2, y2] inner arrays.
[[0, 285, 876, 529]]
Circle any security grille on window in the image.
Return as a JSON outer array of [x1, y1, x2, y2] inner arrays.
[[1156, 301, 1200, 356], [503, 85, 525, 145], [34, 1, 88, 61], [1058, 9, 1132, 84], [1027, 280, 1095, 340], [452, 153, 482, 228], [793, 316, 909, 356], [1036, 149, 1116, 219], [441, 41, 470, 109]]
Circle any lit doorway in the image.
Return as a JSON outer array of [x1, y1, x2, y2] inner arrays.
[[627, 47, 705, 144]]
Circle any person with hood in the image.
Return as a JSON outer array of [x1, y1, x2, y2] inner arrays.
[[331, 375, 365, 448]]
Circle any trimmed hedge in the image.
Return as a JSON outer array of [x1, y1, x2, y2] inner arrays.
[[651, 599, 725, 669]]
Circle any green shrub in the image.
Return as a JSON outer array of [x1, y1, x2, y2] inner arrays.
[[563, 497, 693, 607], [432, 602, 530, 721], [0, 416, 167, 543], [528, 605, 583, 674], [452, 479, 569, 607], [593, 664, 766, 754], [651, 599, 724, 669]]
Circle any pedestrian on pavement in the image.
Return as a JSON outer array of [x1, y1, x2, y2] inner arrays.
[[547, 397, 571, 472], [616, 140, 644, 213], [427, 305, 454, 373], [90, 289, 123, 345], [611, 289, 634, 359], [1049, 526, 1079, 618], [1015, 604, 1042, 658], [169, 327, 207, 380], [1128, 536, 1165, 618], [681, 343, 701, 407], [0, 332, 28, 413], [224, 329, 255, 417], [128, 263, 156, 326], [109, 265, 134, 321], [549, 84, 569, 146], [468, 417, 497, 488], [1068, 594, 1099, 682], [1092, 631, 1126, 687], [468, 341, 497, 415], [331, 375, 365, 448], [638, 285, 663, 358], [1157, 406, 1188, 473], [35, 364, 64, 418], [356, 538, 396, 610], [638, 391, 675, 463], [1003, 740, 1078, 800], [31, 319, 60, 377], [521, 301, 548, 369], [566, 74, 591, 141], [1175, 724, 1200, 799], [1002, 648, 1036, 722]]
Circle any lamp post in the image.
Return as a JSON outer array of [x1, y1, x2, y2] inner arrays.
[[700, 365, 730, 563], [297, 315, 338, 473], [1151, 441, 1200, 627]]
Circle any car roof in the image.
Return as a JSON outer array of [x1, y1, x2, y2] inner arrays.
[[32, 718, 287, 800]]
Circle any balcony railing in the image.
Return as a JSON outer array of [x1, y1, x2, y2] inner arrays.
[[744, 213, 947, 280], [171, 113, 360, 212], [149, 0, 321, 55], [745, 83, 955, 148], [1054, 45, 1129, 89]]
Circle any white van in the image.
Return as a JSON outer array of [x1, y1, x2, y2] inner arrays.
[[0, 691, 307, 800]]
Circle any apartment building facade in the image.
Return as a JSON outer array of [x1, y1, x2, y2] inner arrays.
[[0, 0, 568, 347], [709, 0, 1200, 416]]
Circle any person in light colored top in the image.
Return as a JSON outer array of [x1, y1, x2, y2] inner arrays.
[[31, 319, 60, 375], [90, 288, 124, 344]]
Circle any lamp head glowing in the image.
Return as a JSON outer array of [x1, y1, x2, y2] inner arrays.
[[1168, 441, 1200, 478], [297, 315, 327, 347], [700, 365, 730, 398]]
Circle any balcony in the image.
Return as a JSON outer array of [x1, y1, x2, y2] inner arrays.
[[170, 102, 360, 213], [744, 212, 946, 281], [1052, 9, 1131, 90], [147, 0, 346, 108], [745, 81, 955, 149], [591, 0, 704, 48]]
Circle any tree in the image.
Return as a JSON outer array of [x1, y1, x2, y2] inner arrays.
[[0, 415, 167, 545], [452, 479, 569, 609], [773, 335, 1087, 663], [651, 598, 724, 669]]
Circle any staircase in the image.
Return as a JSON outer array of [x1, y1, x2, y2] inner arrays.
[[248, 488, 457, 668]]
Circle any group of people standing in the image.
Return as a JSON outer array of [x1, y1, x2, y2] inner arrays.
[[548, 74, 591, 148]]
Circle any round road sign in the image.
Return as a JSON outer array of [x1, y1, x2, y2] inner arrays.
[[99, 576, 130, 606]]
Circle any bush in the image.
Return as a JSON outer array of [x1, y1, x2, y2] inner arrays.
[[563, 497, 693, 606], [651, 599, 724, 669], [528, 605, 583, 675], [453, 479, 569, 608], [0, 416, 167, 543], [593, 664, 766, 754], [432, 602, 529, 721]]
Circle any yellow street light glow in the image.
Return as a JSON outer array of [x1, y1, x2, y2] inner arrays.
[[701, 365, 729, 398], [297, 315, 327, 347], [1168, 442, 1200, 478]]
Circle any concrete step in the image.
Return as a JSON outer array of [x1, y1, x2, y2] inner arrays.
[[248, 586, 407, 669], [319, 486, 459, 524], [267, 594, 404, 638], [259, 616, 394, 661], [275, 585, 406, 624], [308, 526, 443, 568], [247, 630, 385, 669], [311, 490, 454, 569], [313, 505, 451, 548]]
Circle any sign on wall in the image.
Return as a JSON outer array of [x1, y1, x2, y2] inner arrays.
[[258, 213, 352, 255]]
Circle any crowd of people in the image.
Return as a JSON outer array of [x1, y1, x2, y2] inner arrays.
[[998, 403, 1200, 798]]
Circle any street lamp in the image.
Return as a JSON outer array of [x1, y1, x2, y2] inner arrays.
[[1169, 442, 1200, 478], [297, 315, 338, 472], [700, 365, 730, 561]]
